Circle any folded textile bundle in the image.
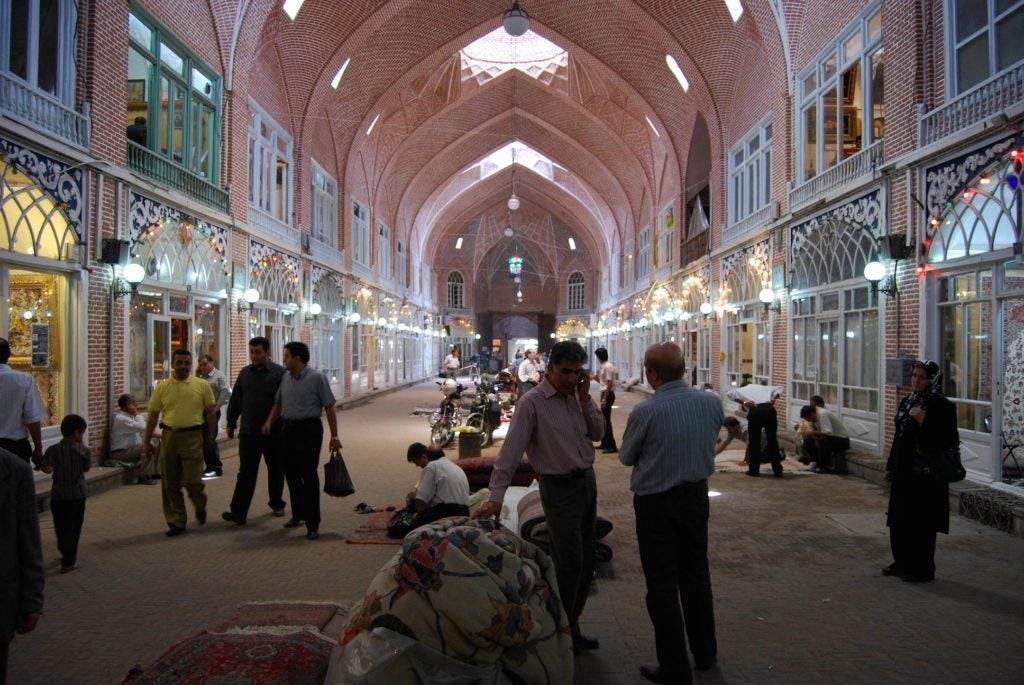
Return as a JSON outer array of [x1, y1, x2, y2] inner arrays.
[[517, 490, 614, 562], [340, 517, 573, 684], [457, 456, 537, 490]]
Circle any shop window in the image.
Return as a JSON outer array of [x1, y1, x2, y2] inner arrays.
[[567, 271, 585, 310], [949, 0, 1024, 94], [311, 161, 337, 248], [728, 118, 773, 224], [636, 227, 650, 281], [447, 271, 464, 309], [247, 101, 292, 227], [1, 161, 78, 260], [3, 0, 77, 103], [351, 197, 369, 267], [938, 270, 994, 433]]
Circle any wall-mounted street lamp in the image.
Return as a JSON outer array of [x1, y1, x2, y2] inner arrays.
[[237, 287, 260, 313], [699, 301, 713, 316], [863, 234, 911, 299], [305, 302, 322, 322], [759, 286, 781, 314], [113, 262, 145, 299]]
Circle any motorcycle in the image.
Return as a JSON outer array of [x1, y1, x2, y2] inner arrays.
[[429, 378, 464, 447], [464, 375, 502, 447]]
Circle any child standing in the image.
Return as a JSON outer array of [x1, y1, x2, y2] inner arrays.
[[36, 414, 91, 573]]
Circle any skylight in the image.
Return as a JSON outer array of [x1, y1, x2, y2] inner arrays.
[[725, 0, 744, 22], [645, 115, 660, 137], [282, 0, 304, 21], [568, 237, 577, 250], [331, 57, 350, 89], [460, 27, 567, 86], [455, 237, 463, 250], [666, 55, 690, 92], [366, 113, 380, 135]]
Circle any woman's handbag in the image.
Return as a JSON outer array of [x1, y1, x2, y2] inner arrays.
[[913, 446, 966, 483], [323, 449, 355, 497]]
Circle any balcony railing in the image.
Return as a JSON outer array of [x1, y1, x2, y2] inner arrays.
[[920, 64, 1024, 147], [723, 201, 779, 245], [0, 72, 89, 149], [789, 141, 883, 212], [247, 205, 300, 249], [127, 142, 229, 213]]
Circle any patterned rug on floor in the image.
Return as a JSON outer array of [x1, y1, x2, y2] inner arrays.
[[210, 600, 346, 633], [122, 629, 335, 685], [345, 506, 404, 545]]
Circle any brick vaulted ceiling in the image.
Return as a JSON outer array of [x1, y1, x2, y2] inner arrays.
[[242, 0, 787, 282]]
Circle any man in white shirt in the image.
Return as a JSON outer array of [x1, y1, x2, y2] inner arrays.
[[406, 442, 470, 526], [0, 337, 47, 464], [517, 349, 541, 396], [811, 395, 850, 473], [108, 394, 160, 485], [443, 347, 461, 379], [594, 347, 618, 453]]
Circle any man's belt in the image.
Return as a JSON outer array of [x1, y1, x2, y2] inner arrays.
[[281, 417, 322, 425], [543, 467, 593, 480], [159, 423, 203, 432]]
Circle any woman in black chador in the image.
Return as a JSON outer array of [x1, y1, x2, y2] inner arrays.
[[883, 360, 960, 582]]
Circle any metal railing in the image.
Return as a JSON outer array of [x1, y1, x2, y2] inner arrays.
[[126, 142, 229, 212], [920, 64, 1024, 147], [723, 201, 779, 245], [247, 206, 300, 247], [0, 72, 89, 149], [789, 141, 883, 212]]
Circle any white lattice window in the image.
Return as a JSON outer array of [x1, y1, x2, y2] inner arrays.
[[3, 0, 78, 104], [248, 101, 292, 225], [636, 227, 650, 281], [397, 241, 407, 288], [567, 271, 585, 310], [351, 197, 369, 266], [447, 271, 465, 309], [950, 0, 1024, 94], [623, 240, 633, 287], [377, 221, 391, 281], [728, 118, 773, 224], [0, 162, 78, 260], [797, 2, 883, 182], [310, 161, 337, 248], [657, 203, 675, 268], [926, 161, 1019, 263]]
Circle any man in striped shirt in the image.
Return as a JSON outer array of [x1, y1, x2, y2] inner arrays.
[[620, 342, 724, 684]]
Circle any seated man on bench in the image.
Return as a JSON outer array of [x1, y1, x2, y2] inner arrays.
[[811, 396, 850, 473]]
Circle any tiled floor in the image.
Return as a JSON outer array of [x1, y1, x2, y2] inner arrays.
[[9, 380, 1024, 684]]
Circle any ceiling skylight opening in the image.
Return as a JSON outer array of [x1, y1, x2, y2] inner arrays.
[[645, 115, 660, 137], [366, 113, 381, 135], [460, 27, 567, 86], [665, 54, 690, 92], [455, 237, 464, 250], [725, 0, 744, 22], [568, 237, 577, 250], [331, 57, 351, 89], [282, 0, 305, 21]]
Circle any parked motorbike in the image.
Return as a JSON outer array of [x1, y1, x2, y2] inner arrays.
[[464, 375, 502, 447], [429, 378, 464, 447]]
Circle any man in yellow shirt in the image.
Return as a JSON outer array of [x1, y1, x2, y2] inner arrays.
[[144, 349, 217, 537]]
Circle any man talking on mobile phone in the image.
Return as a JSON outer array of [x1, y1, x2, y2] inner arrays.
[[474, 340, 605, 653]]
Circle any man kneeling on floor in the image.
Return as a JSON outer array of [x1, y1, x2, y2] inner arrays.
[[388, 443, 470, 538]]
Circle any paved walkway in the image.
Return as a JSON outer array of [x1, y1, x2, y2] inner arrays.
[[9, 381, 1024, 684]]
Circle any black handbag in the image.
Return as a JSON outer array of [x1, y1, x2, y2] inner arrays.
[[323, 449, 355, 497], [913, 446, 966, 483]]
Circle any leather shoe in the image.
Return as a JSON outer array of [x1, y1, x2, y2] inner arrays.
[[196, 510, 207, 525], [306, 529, 320, 540], [272, 508, 286, 517], [283, 518, 303, 528], [571, 634, 600, 652], [639, 665, 688, 684], [165, 525, 186, 537], [221, 511, 246, 525]]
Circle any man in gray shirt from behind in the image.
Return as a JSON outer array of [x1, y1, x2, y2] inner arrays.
[[620, 342, 724, 684], [197, 354, 231, 478]]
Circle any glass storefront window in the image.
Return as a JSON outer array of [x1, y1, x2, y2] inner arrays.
[[938, 270, 993, 433]]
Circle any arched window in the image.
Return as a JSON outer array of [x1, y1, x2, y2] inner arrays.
[[447, 271, 465, 309], [567, 271, 585, 310]]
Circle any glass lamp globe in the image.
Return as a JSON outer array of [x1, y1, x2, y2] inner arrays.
[[502, 2, 530, 37], [507, 194, 520, 211], [863, 260, 886, 283], [759, 287, 775, 304], [504, 225, 514, 237], [243, 288, 260, 304], [348, 312, 361, 324], [699, 301, 713, 315], [309, 303, 322, 316], [123, 262, 145, 284]]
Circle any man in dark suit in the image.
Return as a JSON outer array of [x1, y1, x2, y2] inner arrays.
[[0, 446, 44, 684]]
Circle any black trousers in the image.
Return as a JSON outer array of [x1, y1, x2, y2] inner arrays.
[[635, 482, 716, 678], [203, 409, 223, 472], [0, 438, 31, 463], [413, 502, 470, 528], [599, 390, 617, 450], [537, 468, 597, 632], [746, 402, 783, 476], [51, 497, 86, 567], [821, 435, 851, 473], [282, 419, 323, 531], [889, 513, 937, 578], [229, 434, 286, 519]]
